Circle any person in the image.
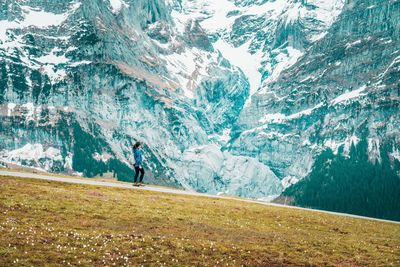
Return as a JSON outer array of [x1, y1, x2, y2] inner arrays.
[[133, 142, 145, 186]]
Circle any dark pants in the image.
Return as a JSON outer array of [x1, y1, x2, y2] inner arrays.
[[134, 166, 145, 183]]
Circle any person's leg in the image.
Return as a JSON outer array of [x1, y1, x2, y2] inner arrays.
[[139, 168, 145, 183], [134, 166, 140, 184]]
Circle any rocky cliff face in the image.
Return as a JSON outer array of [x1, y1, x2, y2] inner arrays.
[[229, 0, 400, 184], [0, 0, 399, 203], [0, 0, 280, 197]]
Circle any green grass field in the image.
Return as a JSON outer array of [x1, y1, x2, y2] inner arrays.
[[0, 176, 399, 266]]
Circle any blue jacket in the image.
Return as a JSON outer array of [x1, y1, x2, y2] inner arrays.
[[134, 149, 143, 167]]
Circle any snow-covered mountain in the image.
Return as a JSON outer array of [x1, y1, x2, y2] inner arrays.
[[171, 0, 345, 94], [0, 0, 399, 209], [230, 0, 400, 182]]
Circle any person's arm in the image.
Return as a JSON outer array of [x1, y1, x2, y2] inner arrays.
[[134, 150, 139, 166], [138, 150, 143, 168]]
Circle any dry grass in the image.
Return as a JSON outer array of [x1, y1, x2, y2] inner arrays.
[[0, 176, 399, 266], [0, 167, 174, 189]]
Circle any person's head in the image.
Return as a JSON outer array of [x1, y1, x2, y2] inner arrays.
[[134, 142, 141, 149]]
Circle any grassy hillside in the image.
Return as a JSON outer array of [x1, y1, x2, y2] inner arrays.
[[0, 176, 399, 266]]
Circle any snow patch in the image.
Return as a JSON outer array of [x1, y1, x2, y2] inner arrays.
[[1, 144, 63, 171], [219, 128, 231, 143], [34, 48, 69, 83], [259, 103, 323, 124], [368, 138, 381, 163], [93, 152, 112, 163], [302, 139, 312, 146], [20, 6, 70, 28], [214, 39, 262, 95], [266, 47, 303, 83], [162, 47, 219, 99], [7, 103, 16, 116], [246, 0, 287, 16], [0, 2, 80, 42], [345, 39, 362, 49], [64, 153, 73, 170], [323, 136, 360, 157], [281, 176, 299, 189], [36, 48, 69, 65], [208, 128, 232, 145], [21, 102, 35, 120], [69, 60, 92, 67], [194, 0, 237, 32], [0, 21, 18, 42], [259, 113, 287, 124], [163, 48, 198, 98], [285, 2, 305, 25], [343, 135, 360, 155], [391, 149, 400, 162], [107, 0, 128, 13], [324, 139, 342, 154], [378, 55, 400, 80], [330, 86, 367, 105], [310, 31, 327, 42], [41, 65, 67, 84]]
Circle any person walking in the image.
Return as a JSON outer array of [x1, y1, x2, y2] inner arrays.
[[133, 142, 145, 186]]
